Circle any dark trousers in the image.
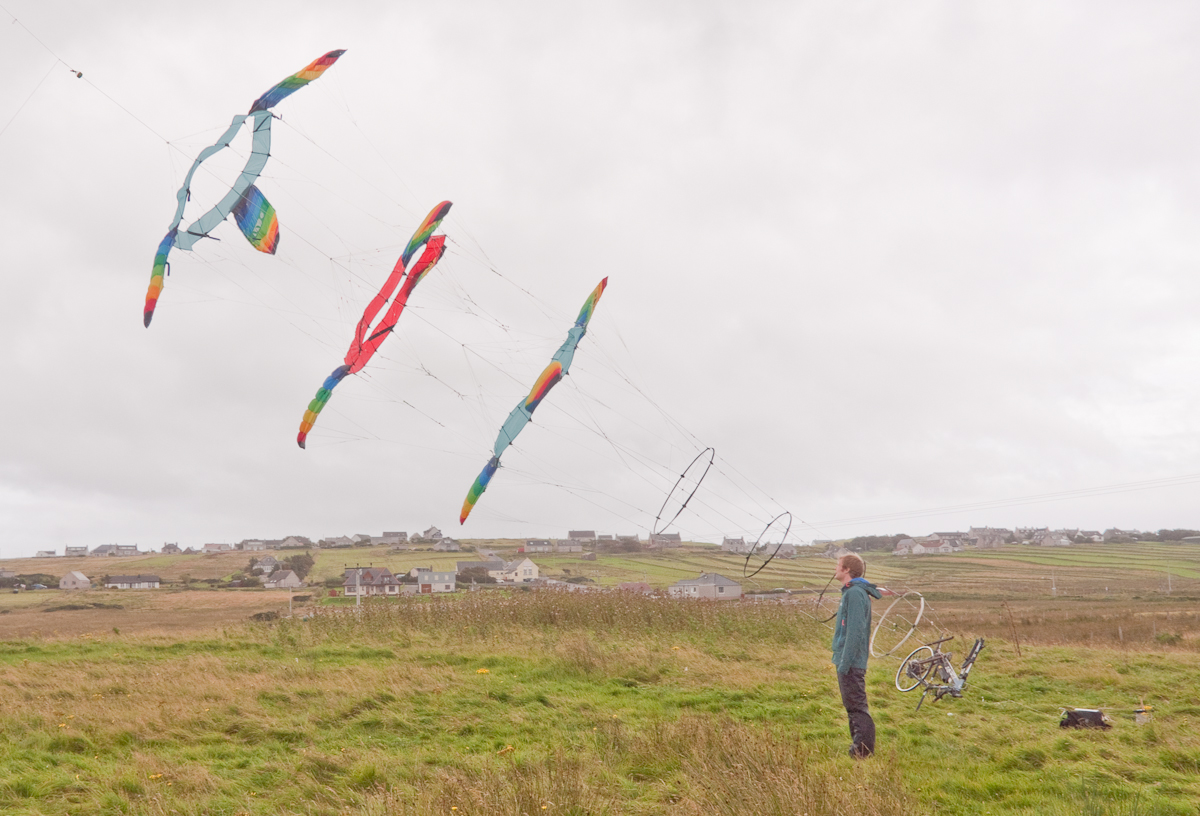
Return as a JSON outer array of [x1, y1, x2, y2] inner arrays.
[[837, 668, 875, 757]]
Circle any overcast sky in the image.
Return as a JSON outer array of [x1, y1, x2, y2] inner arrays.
[[3, 0, 1200, 558]]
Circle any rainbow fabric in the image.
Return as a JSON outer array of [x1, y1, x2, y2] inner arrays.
[[249, 50, 347, 113], [401, 201, 453, 266], [296, 203, 451, 448], [460, 456, 501, 524], [232, 185, 280, 253], [143, 229, 177, 327], [144, 50, 344, 327], [459, 277, 608, 524], [524, 362, 563, 413]]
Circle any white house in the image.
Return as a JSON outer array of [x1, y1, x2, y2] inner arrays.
[[416, 569, 457, 593], [241, 540, 268, 551], [492, 558, 538, 583], [721, 537, 749, 553], [60, 571, 91, 590], [202, 543, 233, 554], [669, 573, 741, 600], [524, 540, 554, 553], [265, 569, 304, 589], [64, 545, 88, 557], [105, 575, 161, 589], [35, 550, 56, 558], [434, 538, 461, 552], [253, 555, 280, 574], [556, 540, 584, 553]]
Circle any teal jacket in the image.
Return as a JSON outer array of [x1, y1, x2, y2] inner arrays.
[[831, 577, 882, 674]]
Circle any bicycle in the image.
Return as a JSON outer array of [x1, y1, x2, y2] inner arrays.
[[895, 636, 985, 711]]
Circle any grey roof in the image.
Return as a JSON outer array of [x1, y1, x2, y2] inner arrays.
[[105, 575, 161, 583], [675, 572, 740, 587], [342, 567, 396, 586], [457, 559, 503, 571]]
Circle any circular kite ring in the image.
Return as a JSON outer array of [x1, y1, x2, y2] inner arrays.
[[870, 590, 926, 658], [812, 574, 839, 623], [651, 447, 715, 536], [743, 511, 793, 580]]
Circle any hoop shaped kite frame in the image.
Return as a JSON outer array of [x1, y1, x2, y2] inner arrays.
[[869, 590, 926, 658], [743, 511, 793, 580], [812, 574, 839, 623], [651, 447, 715, 536]]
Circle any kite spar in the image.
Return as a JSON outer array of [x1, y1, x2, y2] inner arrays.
[[460, 277, 608, 524], [296, 201, 453, 448], [144, 49, 346, 327]]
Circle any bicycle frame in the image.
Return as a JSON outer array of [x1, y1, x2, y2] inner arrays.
[[896, 636, 985, 711]]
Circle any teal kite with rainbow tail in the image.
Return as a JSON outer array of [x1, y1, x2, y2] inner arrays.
[[460, 277, 608, 524], [143, 49, 345, 327]]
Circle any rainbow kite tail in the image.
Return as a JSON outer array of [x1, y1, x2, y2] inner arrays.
[[460, 456, 500, 524], [144, 229, 177, 328], [574, 276, 608, 328], [400, 201, 453, 266], [297, 364, 350, 448], [249, 49, 347, 113]]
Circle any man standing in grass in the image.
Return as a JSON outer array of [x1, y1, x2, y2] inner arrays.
[[832, 552, 881, 758]]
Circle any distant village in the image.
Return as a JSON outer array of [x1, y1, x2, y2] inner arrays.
[[7, 524, 1195, 598]]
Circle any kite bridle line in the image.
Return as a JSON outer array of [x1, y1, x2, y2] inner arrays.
[[651, 447, 715, 537]]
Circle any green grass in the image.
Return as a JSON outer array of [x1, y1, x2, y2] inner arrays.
[[1, 591, 1198, 815]]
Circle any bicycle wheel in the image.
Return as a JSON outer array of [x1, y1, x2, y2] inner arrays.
[[895, 645, 935, 692]]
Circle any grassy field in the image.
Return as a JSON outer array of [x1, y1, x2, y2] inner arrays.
[[2, 590, 1199, 815], [3, 542, 1200, 813]]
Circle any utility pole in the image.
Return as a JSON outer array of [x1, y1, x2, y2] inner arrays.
[[346, 564, 372, 607]]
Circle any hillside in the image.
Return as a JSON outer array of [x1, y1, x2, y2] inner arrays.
[[7, 540, 1200, 598]]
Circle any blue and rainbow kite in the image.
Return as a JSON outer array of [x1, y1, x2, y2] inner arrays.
[[460, 277, 608, 523], [144, 50, 345, 327]]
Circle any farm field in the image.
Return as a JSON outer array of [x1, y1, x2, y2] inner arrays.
[[7, 541, 1200, 596], [2, 590, 1199, 815]]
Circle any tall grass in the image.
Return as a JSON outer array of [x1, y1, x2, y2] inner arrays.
[[356, 717, 914, 816], [2, 591, 1198, 815], [282, 589, 821, 646]]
